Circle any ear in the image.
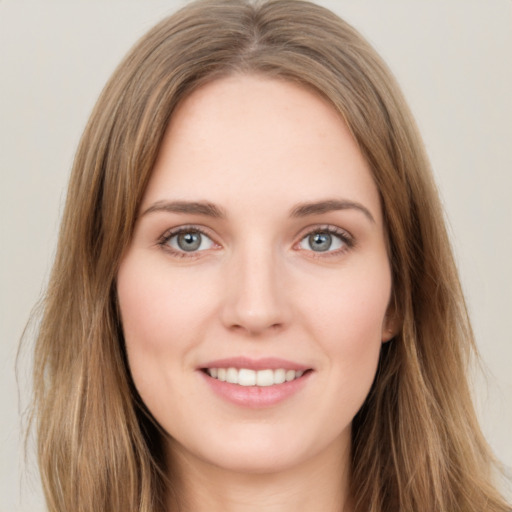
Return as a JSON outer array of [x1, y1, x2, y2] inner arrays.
[[381, 299, 401, 343], [381, 323, 398, 342]]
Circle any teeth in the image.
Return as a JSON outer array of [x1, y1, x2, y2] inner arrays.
[[206, 367, 306, 386], [256, 369, 274, 387], [238, 369, 256, 386], [226, 367, 238, 384], [274, 368, 286, 384]]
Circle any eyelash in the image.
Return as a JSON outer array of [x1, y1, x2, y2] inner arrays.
[[157, 225, 355, 259], [295, 225, 355, 258], [158, 225, 216, 259]]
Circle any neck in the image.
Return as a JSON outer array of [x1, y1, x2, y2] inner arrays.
[[165, 436, 353, 512]]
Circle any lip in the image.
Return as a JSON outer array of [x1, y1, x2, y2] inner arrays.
[[198, 357, 313, 408], [199, 356, 311, 372]]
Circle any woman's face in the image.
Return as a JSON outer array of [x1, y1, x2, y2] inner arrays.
[[117, 75, 395, 475]]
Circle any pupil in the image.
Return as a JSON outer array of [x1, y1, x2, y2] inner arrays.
[[177, 232, 201, 251], [309, 232, 332, 252]]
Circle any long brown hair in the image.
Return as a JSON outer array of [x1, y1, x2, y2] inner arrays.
[[31, 1, 509, 510]]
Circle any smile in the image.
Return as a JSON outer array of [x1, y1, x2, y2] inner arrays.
[[205, 367, 305, 386], [200, 358, 313, 408]]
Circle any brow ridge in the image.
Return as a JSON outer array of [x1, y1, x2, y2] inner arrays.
[[290, 199, 375, 223], [142, 198, 374, 223], [141, 200, 226, 218]]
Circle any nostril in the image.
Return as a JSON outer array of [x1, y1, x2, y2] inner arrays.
[[236, 322, 284, 336]]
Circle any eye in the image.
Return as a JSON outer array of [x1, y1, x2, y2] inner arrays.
[[297, 228, 351, 253], [161, 228, 216, 254]]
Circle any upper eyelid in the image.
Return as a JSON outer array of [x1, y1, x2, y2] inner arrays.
[[159, 224, 216, 242], [294, 225, 355, 256], [159, 222, 352, 237], [295, 224, 353, 241], [157, 223, 354, 251], [158, 226, 219, 257]]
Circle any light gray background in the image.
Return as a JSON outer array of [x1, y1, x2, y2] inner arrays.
[[1, 1, 511, 510]]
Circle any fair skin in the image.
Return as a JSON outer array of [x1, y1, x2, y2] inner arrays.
[[117, 75, 395, 512]]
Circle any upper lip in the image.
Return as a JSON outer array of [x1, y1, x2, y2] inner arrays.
[[199, 357, 311, 371]]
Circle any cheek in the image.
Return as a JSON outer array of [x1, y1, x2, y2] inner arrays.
[[116, 254, 222, 405], [117, 255, 205, 351], [303, 262, 391, 391], [116, 255, 185, 385], [306, 261, 391, 340], [116, 255, 198, 424]]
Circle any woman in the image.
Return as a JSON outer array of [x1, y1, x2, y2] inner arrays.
[[31, 0, 510, 511]]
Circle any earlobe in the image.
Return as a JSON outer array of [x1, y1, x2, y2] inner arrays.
[[381, 324, 397, 343], [381, 302, 401, 343]]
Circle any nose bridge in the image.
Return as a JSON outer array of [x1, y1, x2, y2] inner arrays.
[[221, 236, 289, 334]]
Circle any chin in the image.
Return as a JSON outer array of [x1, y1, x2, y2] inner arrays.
[[167, 420, 350, 476]]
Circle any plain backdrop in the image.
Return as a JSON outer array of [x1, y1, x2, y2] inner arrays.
[[1, 1, 511, 510]]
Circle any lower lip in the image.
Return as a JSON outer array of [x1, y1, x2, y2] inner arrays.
[[200, 371, 312, 408]]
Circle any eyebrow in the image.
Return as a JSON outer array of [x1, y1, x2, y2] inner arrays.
[[141, 198, 375, 223], [141, 200, 226, 218], [290, 199, 375, 223]]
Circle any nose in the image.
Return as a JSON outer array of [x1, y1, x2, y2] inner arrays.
[[220, 243, 291, 336]]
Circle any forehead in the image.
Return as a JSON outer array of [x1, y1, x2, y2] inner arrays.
[[142, 74, 382, 224]]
